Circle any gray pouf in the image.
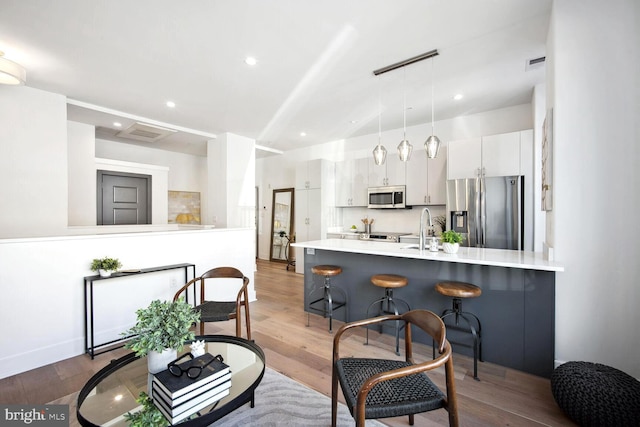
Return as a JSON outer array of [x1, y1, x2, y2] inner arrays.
[[551, 361, 640, 426]]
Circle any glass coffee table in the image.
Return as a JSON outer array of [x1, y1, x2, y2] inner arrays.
[[77, 335, 265, 426]]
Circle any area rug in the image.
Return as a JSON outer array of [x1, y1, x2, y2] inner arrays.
[[50, 367, 386, 426]]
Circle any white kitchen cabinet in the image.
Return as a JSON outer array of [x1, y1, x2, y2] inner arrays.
[[482, 132, 521, 177], [335, 158, 368, 207], [294, 159, 336, 273], [447, 137, 481, 179], [295, 159, 323, 190], [294, 188, 321, 273], [368, 155, 406, 187], [406, 148, 447, 205], [447, 131, 524, 179]]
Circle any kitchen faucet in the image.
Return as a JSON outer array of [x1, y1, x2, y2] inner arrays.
[[419, 207, 434, 251]]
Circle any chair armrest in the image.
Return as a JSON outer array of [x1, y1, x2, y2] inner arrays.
[[172, 277, 200, 302], [332, 314, 401, 363]]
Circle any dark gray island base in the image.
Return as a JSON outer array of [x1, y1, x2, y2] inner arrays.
[[303, 249, 555, 378]]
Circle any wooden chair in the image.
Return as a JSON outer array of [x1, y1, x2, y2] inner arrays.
[[332, 309, 459, 427], [173, 267, 251, 339]]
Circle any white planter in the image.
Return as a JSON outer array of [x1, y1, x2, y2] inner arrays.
[[442, 242, 460, 254], [147, 348, 177, 374], [98, 269, 112, 277]]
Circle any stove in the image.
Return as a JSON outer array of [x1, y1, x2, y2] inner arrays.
[[359, 231, 410, 243]]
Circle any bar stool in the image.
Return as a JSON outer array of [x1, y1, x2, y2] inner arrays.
[[434, 281, 483, 380], [365, 274, 410, 355], [307, 265, 347, 332]]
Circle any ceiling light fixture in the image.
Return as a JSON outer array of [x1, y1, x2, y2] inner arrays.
[[113, 122, 122, 127], [454, 93, 464, 101], [300, 132, 307, 137], [424, 56, 441, 159], [0, 51, 26, 85], [373, 49, 439, 162], [397, 66, 412, 162], [166, 101, 176, 108], [372, 77, 387, 165], [245, 57, 257, 66]]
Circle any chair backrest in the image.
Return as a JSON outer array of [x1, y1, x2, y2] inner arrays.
[[402, 309, 447, 354], [199, 267, 248, 301]]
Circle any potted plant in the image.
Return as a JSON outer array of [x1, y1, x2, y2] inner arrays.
[[91, 256, 122, 277], [122, 298, 200, 373], [124, 392, 168, 427], [440, 230, 464, 254]]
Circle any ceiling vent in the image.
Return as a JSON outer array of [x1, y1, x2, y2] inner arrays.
[[525, 56, 546, 71], [116, 122, 177, 142]]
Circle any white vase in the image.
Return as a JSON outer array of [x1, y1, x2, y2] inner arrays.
[[147, 348, 177, 374], [442, 242, 460, 254], [98, 269, 112, 277]]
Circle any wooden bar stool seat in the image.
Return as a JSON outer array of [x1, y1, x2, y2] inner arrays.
[[434, 281, 483, 380], [366, 274, 410, 355], [307, 265, 347, 332]]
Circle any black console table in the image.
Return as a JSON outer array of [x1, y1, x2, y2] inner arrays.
[[84, 263, 196, 358]]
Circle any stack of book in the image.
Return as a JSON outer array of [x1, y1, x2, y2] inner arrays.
[[151, 353, 231, 424]]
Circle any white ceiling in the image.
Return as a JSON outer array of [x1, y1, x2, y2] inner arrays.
[[0, 0, 551, 157]]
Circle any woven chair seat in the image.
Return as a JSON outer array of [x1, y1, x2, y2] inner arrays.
[[336, 358, 445, 420], [197, 300, 237, 322], [551, 361, 640, 426]]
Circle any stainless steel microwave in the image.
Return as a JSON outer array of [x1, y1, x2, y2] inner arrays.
[[367, 185, 406, 209]]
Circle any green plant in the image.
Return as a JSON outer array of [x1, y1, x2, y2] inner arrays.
[[123, 392, 168, 427], [90, 256, 122, 272], [441, 230, 464, 244], [122, 298, 200, 357]]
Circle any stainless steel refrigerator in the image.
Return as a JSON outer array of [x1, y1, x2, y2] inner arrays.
[[446, 176, 523, 250]]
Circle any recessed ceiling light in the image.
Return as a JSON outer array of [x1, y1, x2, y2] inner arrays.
[[245, 57, 257, 66], [113, 122, 122, 127], [453, 94, 464, 101], [350, 120, 358, 124], [300, 132, 307, 137], [166, 101, 176, 108]]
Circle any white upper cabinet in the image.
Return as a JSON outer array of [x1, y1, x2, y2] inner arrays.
[[447, 137, 482, 179], [368, 155, 406, 187], [406, 149, 447, 206], [335, 158, 368, 207], [295, 159, 323, 189], [447, 131, 525, 179], [482, 132, 521, 177]]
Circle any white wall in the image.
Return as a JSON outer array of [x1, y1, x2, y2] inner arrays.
[[550, 0, 640, 378], [0, 86, 68, 238], [68, 121, 97, 226], [0, 228, 255, 379]]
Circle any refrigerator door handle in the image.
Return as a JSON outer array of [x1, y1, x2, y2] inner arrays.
[[480, 176, 486, 247], [474, 175, 482, 247]]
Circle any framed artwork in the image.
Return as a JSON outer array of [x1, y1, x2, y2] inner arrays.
[[541, 108, 553, 211], [168, 191, 201, 224]]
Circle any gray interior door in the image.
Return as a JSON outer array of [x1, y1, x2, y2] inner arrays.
[[97, 171, 151, 225]]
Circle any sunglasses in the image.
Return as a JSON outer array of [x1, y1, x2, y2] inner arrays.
[[167, 353, 224, 379]]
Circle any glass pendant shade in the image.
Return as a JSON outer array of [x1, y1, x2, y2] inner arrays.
[[373, 143, 387, 165], [424, 135, 441, 159], [397, 139, 412, 162]]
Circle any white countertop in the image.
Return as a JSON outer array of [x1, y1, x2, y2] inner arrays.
[[292, 239, 564, 272]]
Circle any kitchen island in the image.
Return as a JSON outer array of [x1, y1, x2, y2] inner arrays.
[[293, 239, 563, 378]]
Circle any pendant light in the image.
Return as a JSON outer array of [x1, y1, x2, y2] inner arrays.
[[397, 66, 412, 162], [372, 77, 387, 165], [424, 56, 440, 159]]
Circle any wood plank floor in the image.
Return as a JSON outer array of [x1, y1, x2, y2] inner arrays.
[[0, 259, 575, 426]]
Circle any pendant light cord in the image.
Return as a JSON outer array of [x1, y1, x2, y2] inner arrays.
[[403, 66, 407, 139], [431, 58, 435, 136]]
